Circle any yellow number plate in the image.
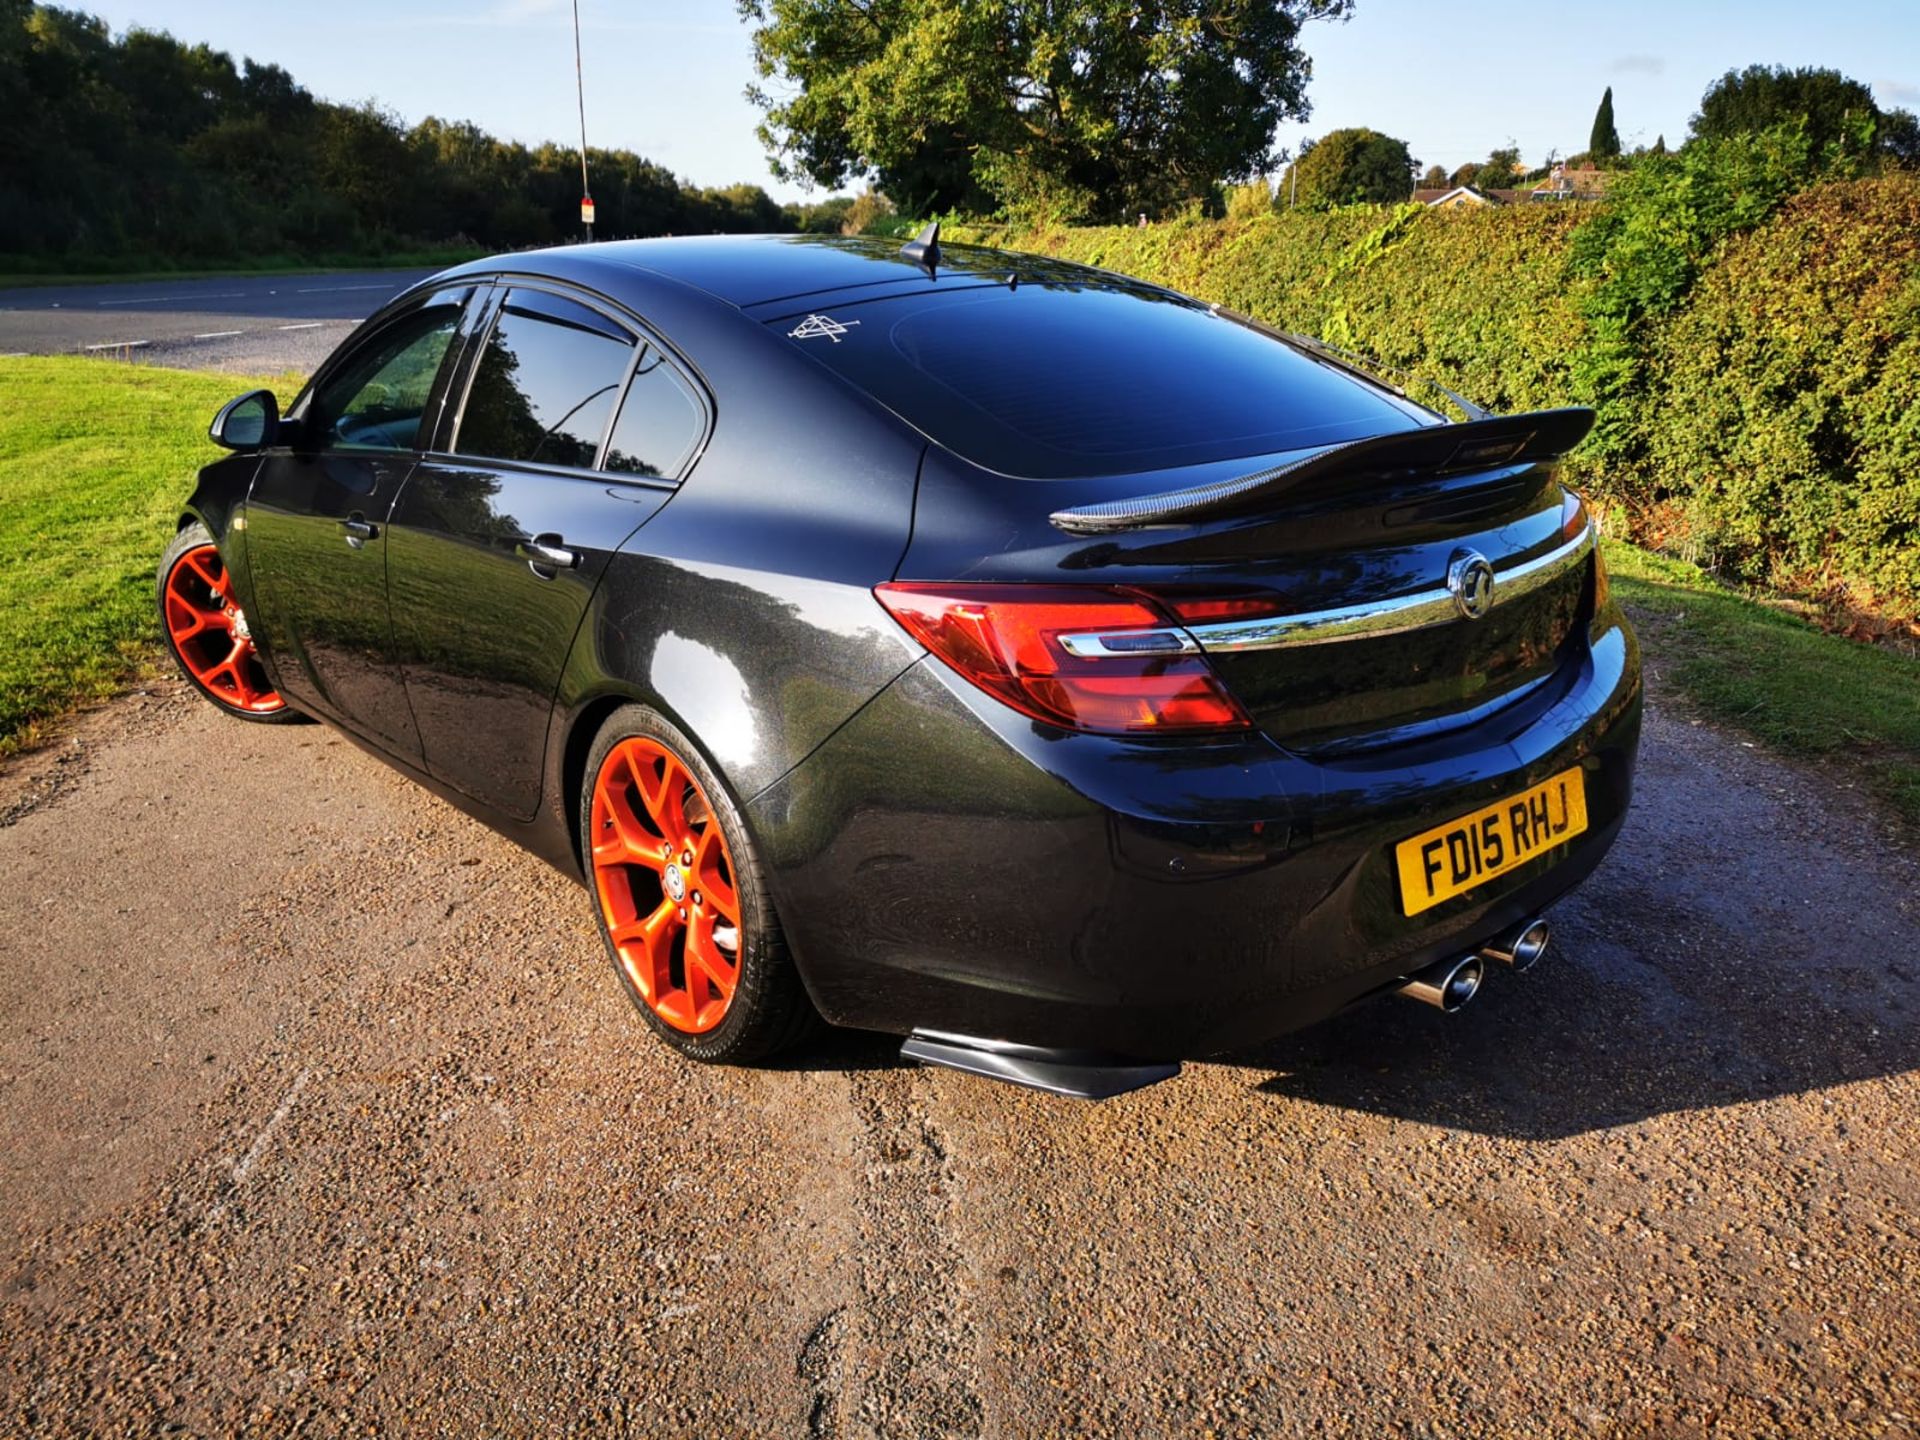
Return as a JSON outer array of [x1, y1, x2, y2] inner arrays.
[[1394, 767, 1589, 916]]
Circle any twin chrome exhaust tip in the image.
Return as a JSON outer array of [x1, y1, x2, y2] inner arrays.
[[1397, 917, 1551, 1012], [1478, 917, 1551, 973]]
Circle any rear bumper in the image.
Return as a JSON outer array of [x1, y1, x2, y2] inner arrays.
[[749, 615, 1642, 1061]]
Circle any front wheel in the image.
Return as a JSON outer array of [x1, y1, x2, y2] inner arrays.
[[157, 521, 295, 722], [581, 706, 816, 1063]]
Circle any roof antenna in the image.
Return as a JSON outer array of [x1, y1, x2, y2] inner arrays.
[[900, 219, 941, 277]]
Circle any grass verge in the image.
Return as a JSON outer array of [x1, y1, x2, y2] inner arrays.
[[1606, 539, 1920, 823], [0, 357, 285, 757]]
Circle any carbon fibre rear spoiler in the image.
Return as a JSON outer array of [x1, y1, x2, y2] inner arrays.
[[1048, 408, 1595, 536]]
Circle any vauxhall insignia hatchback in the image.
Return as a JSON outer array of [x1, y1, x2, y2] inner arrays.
[[158, 229, 1640, 1098]]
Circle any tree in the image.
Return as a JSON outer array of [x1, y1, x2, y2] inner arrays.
[[1483, 144, 1521, 189], [1448, 162, 1483, 189], [1882, 108, 1920, 169], [1650, 133, 1668, 155], [738, 0, 1356, 224], [1690, 65, 1878, 164], [1280, 127, 1415, 208], [1224, 179, 1276, 219], [1589, 87, 1621, 161], [783, 195, 856, 233], [840, 187, 894, 235], [1419, 164, 1447, 189], [0, 2, 806, 262]]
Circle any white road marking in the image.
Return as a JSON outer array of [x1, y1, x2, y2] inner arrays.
[[96, 291, 245, 306], [83, 340, 149, 350], [295, 283, 396, 293], [207, 1069, 314, 1224], [276, 322, 324, 331], [231, 1069, 313, 1185], [193, 329, 244, 340]]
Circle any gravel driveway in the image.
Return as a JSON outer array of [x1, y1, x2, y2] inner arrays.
[[1, 665, 1915, 1436]]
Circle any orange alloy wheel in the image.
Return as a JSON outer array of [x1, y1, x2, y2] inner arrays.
[[162, 543, 286, 714], [589, 736, 743, 1034]]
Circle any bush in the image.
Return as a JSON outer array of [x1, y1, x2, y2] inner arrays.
[[1646, 179, 1920, 614]]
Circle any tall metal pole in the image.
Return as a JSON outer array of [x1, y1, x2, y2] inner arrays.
[[573, 0, 592, 242]]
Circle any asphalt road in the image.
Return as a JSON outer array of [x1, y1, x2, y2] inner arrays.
[[0, 269, 444, 375], [1, 665, 1917, 1436]]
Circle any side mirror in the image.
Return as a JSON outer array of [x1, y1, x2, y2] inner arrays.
[[209, 389, 280, 451]]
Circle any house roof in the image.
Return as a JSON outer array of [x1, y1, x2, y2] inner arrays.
[[1417, 186, 1508, 207]]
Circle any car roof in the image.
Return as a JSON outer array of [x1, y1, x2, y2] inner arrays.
[[435, 233, 1148, 312]]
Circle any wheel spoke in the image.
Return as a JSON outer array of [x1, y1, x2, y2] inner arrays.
[[630, 746, 690, 844], [691, 825, 739, 923], [687, 925, 737, 1000], [225, 640, 260, 705], [682, 953, 707, 1021], [181, 548, 225, 593], [610, 898, 679, 1005], [164, 597, 218, 642], [593, 787, 665, 872]]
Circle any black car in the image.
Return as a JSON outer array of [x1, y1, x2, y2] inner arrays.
[[159, 229, 1640, 1098]]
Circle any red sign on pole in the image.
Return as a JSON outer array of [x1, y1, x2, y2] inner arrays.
[[580, 197, 596, 225]]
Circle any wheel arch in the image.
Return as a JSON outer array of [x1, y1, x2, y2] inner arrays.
[[555, 683, 749, 878], [559, 691, 644, 875]]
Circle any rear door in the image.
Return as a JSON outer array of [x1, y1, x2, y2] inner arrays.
[[246, 287, 474, 757], [388, 282, 709, 820]]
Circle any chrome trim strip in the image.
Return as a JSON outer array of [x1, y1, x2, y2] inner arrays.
[[1187, 525, 1594, 655], [1056, 627, 1200, 659]]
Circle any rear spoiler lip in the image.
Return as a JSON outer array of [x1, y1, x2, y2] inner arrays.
[[1047, 408, 1596, 537]]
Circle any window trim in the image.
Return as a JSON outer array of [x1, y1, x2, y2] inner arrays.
[[433, 274, 713, 489], [599, 343, 710, 486], [291, 286, 475, 457]]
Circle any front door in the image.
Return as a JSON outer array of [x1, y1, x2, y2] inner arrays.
[[389, 284, 709, 820], [245, 292, 472, 758]]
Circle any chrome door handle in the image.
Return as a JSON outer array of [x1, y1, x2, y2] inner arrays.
[[516, 536, 579, 574], [342, 517, 378, 548]]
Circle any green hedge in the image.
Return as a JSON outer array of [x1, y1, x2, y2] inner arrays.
[[1646, 179, 1920, 610], [952, 175, 1920, 624]]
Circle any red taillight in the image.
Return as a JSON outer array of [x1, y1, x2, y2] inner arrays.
[[1561, 487, 1608, 608], [873, 583, 1252, 735], [1560, 487, 1590, 542]]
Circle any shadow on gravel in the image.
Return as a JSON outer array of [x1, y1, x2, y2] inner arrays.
[[765, 1025, 910, 1077], [1228, 891, 1920, 1141]]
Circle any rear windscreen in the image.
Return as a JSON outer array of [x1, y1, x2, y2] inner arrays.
[[776, 282, 1429, 478]]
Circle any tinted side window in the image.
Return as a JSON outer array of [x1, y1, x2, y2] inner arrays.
[[312, 305, 461, 451], [455, 291, 634, 469], [604, 347, 705, 479]]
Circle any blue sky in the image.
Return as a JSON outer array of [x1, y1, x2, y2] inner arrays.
[[83, 0, 1920, 199]]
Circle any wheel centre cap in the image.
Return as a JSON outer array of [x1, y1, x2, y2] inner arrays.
[[663, 865, 687, 903]]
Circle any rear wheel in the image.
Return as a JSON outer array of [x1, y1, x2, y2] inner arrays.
[[582, 706, 815, 1063], [157, 522, 295, 722]]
